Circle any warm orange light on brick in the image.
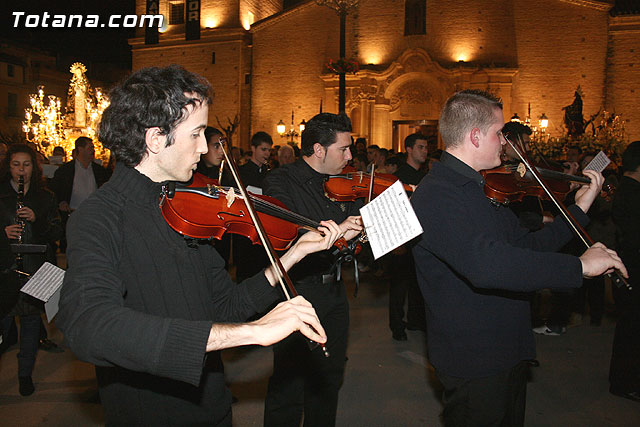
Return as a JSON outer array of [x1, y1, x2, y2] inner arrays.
[[204, 17, 218, 28], [242, 12, 254, 30], [361, 50, 382, 65]]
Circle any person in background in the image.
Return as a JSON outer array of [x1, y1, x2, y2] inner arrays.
[[0, 144, 62, 396], [277, 144, 296, 167], [388, 133, 428, 341], [233, 131, 274, 282], [49, 136, 110, 252], [609, 140, 640, 402]]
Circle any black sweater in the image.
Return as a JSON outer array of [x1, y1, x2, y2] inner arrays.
[[411, 153, 587, 378], [57, 164, 280, 425]]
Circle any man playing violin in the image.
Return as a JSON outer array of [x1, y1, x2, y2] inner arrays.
[[411, 89, 628, 426], [262, 112, 364, 427], [57, 65, 346, 426]]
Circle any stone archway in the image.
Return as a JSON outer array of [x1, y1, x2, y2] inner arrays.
[[321, 48, 517, 149]]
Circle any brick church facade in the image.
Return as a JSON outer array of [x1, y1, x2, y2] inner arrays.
[[130, 0, 640, 150]]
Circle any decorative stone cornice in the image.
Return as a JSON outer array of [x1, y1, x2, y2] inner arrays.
[[557, 0, 614, 12], [129, 28, 249, 50], [609, 15, 640, 34]]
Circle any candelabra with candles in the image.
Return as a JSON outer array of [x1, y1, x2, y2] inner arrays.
[[22, 62, 110, 163], [22, 86, 66, 155], [277, 110, 306, 144]]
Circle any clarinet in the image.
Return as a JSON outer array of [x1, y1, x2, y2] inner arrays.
[[15, 175, 25, 244]]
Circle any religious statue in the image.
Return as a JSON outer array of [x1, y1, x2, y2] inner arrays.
[[562, 86, 585, 138]]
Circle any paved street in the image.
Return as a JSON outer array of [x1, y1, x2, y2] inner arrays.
[[1, 265, 639, 426]]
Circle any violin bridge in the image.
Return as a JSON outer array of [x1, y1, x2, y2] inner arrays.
[[225, 187, 237, 208], [516, 163, 527, 178]]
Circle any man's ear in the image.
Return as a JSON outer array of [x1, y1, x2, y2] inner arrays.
[[470, 128, 481, 148], [144, 127, 165, 154], [313, 142, 325, 158]]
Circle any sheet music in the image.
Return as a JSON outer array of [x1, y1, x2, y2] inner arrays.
[[20, 262, 65, 322], [359, 180, 423, 260], [583, 151, 611, 173]]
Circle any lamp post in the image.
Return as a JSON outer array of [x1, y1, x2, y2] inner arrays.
[[277, 110, 305, 144], [539, 113, 549, 130], [317, 0, 360, 113]]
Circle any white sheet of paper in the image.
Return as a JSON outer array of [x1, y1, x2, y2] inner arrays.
[[359, 180, 423, 260], [20, 262, 65, 322], [45, 287, 62, 323], [583, 151, 611, 173]]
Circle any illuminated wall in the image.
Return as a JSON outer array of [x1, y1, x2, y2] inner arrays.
[[131, 0, 640, 146]]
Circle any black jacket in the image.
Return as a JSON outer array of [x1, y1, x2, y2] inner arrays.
[[411, 152, 587, 378], [49, 160, 111, 205]]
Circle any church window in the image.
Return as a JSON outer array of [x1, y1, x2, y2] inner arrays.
[[169, 1, 185, 25], [8, 93, 18, 117], [405, 0, 426, 36]]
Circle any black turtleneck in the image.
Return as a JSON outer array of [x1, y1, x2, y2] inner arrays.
[[57, 163, 280, 425]]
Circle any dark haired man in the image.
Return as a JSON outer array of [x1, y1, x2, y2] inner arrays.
[[388, 133, 428, 341], [240, 131, 273, 188], [57, 65, 343, 425], [609, 140, 640, 402], [411, 89, 627, 425], [262, 112, 363, 427], [50, 136, 110, 253], [234, 131, 274, 282]]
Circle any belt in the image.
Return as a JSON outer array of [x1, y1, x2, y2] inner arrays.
[[322, 273, 337, 285]]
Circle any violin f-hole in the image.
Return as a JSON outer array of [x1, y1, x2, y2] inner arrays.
[[217, 210, 246, 220]]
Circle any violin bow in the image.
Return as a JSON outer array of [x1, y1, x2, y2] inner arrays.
[[503, 133, 631, 290], [218, 137, 330, 356]]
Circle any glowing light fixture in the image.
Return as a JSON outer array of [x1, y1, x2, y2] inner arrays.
[[204, 17, 218, 28], [539, 113, 549, 130]]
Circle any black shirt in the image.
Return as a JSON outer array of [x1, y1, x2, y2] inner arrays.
[[263, 159, 363, 279], [394, 162, 427, 186], [239, 160, 269, 188]]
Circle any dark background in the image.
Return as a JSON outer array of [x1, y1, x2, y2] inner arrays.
[[1, 1, 136, 72]]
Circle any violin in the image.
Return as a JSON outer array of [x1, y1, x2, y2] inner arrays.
[[161, 172, 355, 254], [324, 169, 413, 202], [482, 162, 614, 205], [500, 133, 631, 290]]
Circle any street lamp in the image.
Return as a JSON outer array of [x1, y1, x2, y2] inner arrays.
[[276, 110, 305, 143], [539, 113, 549, 130]]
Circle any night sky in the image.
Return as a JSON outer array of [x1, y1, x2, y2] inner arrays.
[[1, 1, 136, 71]]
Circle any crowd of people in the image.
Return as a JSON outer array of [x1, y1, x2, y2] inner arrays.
[[0, 65, 637, 426]]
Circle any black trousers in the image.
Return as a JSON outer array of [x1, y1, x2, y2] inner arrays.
[[609, 284, 640, 393], [437, 361, 529, 427], [264, 279, 349, 427], [388, 250, 425, 332]]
